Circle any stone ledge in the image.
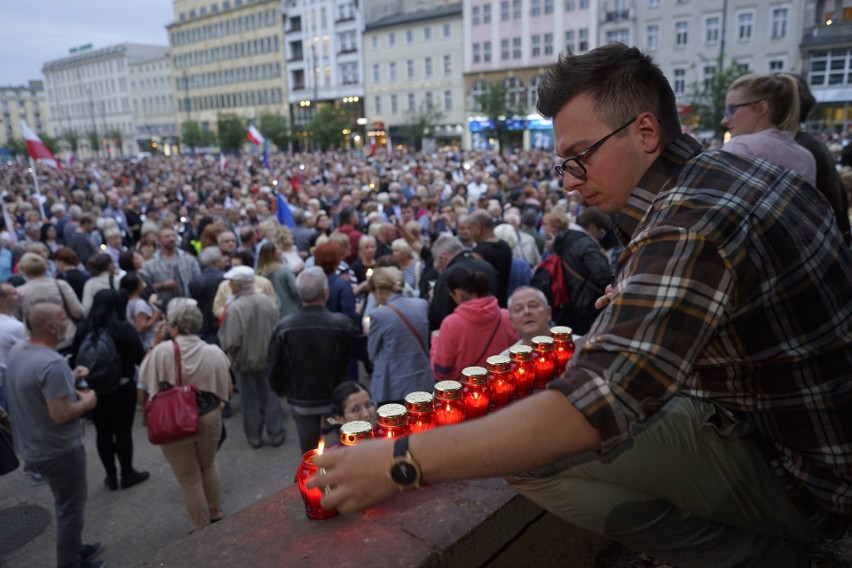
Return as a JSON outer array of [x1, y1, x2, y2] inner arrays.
[[139, 477, 608, 567]]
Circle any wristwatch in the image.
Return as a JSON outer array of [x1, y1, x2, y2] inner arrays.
[[389, 436, 422, 491]]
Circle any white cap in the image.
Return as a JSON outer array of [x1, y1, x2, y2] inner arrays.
[[224, 265, 255, 282]]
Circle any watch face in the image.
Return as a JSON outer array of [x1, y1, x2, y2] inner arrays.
[[391, 462, 417, 485]]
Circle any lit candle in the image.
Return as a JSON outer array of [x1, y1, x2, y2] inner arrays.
[[433, 380, 466, 426], [486, 355, 514, 411], [509, 344, 535, 400], [339, 420, 374, 446], [550, 326, 575, 376], [532, 335, 557, 390], [404, 391, 435, 434], [461, 366, 490, 419], [375, 403, 410, 439], [294, 440, 339, 521]]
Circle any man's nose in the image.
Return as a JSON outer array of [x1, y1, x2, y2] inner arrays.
[[562, 173, 583, 192]]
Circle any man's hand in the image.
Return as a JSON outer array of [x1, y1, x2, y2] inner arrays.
[[77, 388, 97, 412], [309, 439, 399, 513], [594, 283, 617, 310], [72, 366, 89, 379]]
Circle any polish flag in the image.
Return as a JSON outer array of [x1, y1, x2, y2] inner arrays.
[[247, 125, 265, 146], [21, 121, 61, 171]]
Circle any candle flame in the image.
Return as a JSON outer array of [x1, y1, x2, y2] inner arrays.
[[317, 438, 325, 456]]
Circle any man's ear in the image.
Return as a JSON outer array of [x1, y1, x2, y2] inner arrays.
[[636, 112, 662, 155]]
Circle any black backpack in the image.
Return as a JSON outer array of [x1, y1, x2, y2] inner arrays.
[[76, 329, 122, 395]]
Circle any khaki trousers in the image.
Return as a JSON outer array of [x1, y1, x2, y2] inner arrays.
[[509, 396, 821, 567], [161, 409, 223, 531]]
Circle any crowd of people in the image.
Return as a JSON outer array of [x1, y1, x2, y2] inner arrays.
[[0, 45, 851, 568]]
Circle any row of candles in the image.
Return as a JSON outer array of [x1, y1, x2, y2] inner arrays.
[[296, 326, 576, 520]]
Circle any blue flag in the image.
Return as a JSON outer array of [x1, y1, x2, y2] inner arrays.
[[277, 193, 294, 228]]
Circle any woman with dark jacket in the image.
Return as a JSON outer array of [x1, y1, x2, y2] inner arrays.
[[74, 288, 148, 491]]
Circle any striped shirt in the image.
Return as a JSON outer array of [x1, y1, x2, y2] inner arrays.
[[553, 134, 852, 533]]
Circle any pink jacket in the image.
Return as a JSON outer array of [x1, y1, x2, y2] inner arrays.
[[430, 296, 518, 382]]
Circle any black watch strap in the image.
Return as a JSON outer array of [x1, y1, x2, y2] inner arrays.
[[393, 436, 409, 459]]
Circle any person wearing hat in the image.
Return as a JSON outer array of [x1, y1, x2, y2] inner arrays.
[[217, 265, 286, 448]]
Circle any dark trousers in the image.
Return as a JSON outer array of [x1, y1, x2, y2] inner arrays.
[[292, 412, 324, 455], [90, 379, 137, 477]]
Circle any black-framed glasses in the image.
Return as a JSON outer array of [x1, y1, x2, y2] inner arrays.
[[723, 100, 761, 120], [554, 117, 637, 179]]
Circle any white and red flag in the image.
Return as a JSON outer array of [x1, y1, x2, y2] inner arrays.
[[247, 125, 265, 146], [21, 120, 61, 171]]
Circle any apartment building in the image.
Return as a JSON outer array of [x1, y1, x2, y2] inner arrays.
[[0, 81, 48, 152], [167, 0, 288, 148], [129, 51, 179, 156], [43, 44, 166, 158], [364, 3, 465, 149]]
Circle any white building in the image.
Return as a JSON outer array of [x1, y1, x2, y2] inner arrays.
[[129, 52, 179, 156], [43, 43, 168, 158], [364, 3, 465, 149], [0, 81, 48, 152]]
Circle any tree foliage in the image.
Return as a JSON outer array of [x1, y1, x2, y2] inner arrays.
[[37, 131, 60, 155], [257, 111, 291, 151], [474, 81, 526, 153], [6, 138, 26, 157], [106, 129, 123, 157], [61, 130, 79, 154], [307, 105, 349, 151], [217, 113, 246, 153], [402, 100, 445, 151], [182, 120, 204, 152], [85, 130, 100, 156], [688, 57, 748, 137]]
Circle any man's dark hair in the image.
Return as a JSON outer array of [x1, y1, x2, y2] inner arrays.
[[233, 249, 254, 267], [537, 43, 681, 145], [339, 206, 356, 226], [576, 206, 612, 232]]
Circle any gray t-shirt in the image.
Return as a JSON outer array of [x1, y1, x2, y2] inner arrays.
[[6, 342, 81, 463]]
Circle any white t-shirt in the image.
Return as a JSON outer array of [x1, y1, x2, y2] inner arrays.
[[0, 313, 26, 368]]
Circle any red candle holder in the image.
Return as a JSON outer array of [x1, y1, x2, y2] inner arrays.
[[433, 380, 466, 426], [532, 335, 557, 389], [375, 403, 411, 439], [404, 391, 435, 434], [295, 444, 338, 521], [485, 355, 514, 411], [550, 326, 575, 376], [461, 366, 490, 419], [339, 420, 374, 446], [509, 344, 536, 399]]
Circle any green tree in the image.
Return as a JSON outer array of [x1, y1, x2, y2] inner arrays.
[[182, 120, 204, 153], [217, 113, 245, 153], [6, 138, 26, 157], [106, 128, 124, 157], [402, 100, 445, 151], [688, 57, 748, 138], [85, 130, 101, 157], [61, 130, 79, 154], [474, 81, 526, 153], [37, 131, 60, 155], [307, 105, 349, 151], [257, 111, 291, 151]]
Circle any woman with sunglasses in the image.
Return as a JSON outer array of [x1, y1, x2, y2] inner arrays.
[[721, 73, 816, 186]]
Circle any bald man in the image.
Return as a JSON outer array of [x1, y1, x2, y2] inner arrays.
[[6, 302, 104, 568]]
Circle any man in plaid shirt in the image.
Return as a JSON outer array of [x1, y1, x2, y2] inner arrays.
[[312, 44, 850, 567]]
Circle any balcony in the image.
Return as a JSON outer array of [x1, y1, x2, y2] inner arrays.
[[337, 47, 358, 56], [605, 10, 629, 21], [285, 26, 302, 34], [801, 21, 852, 49], [291, 83, 306, 91], [287, 55, 304, 63]]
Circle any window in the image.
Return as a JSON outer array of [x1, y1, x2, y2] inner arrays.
[[702, 64, 716, 90], [443, 23, 451, 38], [444, 55, 452, 75], [647, 24, 659, 51], [372, 64, 380, 82], [504, 77, 524, 107], [408, 93, 415, 112], [484, 41, 492, 62], [483, 4, 491, 23], [513, 37, 521, 59], [565, 0, 575, 10], [705, 16, 721, 45], [648, 0, 660, 6], [424, 27, 432, 40], [389, 62, 397, 80], [374, 95, 382, 114], [771, 7, 788, 39], [425, 91, 433, 107], [544, 33, 554, 55], [407, 59, 415, 79], [578, 28, 588, 51], [371, 36, 378, 49], [473, 43, 481, 63], [673, 68, 686, 94], [501, 38, 511, 60], [472, 6, 481, 25], [566, 30, 575, 52], [513, 0, 521, 19], [738, 12, 754, 41], [501, 1, 510, 20], [580, 0, 589, 8], [675, 21, 688, 46], [532, 35, 541, 57], [388, 32, 396, 46], [406, 30, 413, 44], [769, 59, 784, 72], [391, 94, 398, 114], [424, 57, 433, 77], [444, 90, 453, 111], [545, 0, 554, 14], [532, 0, 541, 16]]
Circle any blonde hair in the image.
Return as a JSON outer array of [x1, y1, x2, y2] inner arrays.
[[18, 252, 47, 277], [391, 238, 416, 260], [368, 266, 404, 293], [728, 73, 800, 133]]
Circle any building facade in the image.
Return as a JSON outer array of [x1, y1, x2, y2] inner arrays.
[[43, 44, 167, 158], [129, 52, 179, 156], [0, 81, 48, 153], [167, 0, 288, 150], [282, 0, 366, 150], [364, 3, 465, 150]]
